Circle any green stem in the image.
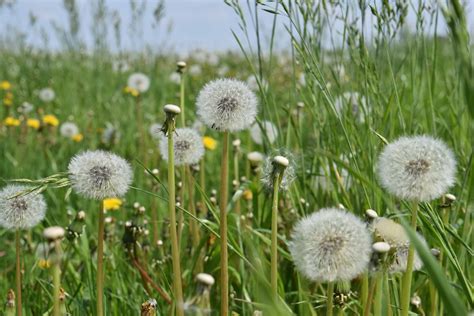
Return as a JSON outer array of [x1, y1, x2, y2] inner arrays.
[[374, 275, 382, 316], [385, 274, 392, 316], [364, 276, 377, 316], [327, 282, 334, 316], [271, 172, 281, 300], [97, 201, 105, 316], [187, 167, 202, 272], [15, 229, 22, 316], [219, 131, 230, 316], [52, 240, 61, 316], [200, 158, 207, 217], [168, 128, 184, 316], [400, 202, 419, 316]]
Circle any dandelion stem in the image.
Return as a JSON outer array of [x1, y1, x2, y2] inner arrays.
[[360, 273, 369, 314], [374, 274, 383, 316], [400, 201, 418, 316], [167, 124, 184, 316], [97, 201, 105, 316], [271, 171, 282, 300], [327, 282, 334, 316], [187, 166, 202, 272], [219, 130, 230, 316], [15, 229, 22, 316], [364, 275, 377, 316], [52, 240, 61, 316]]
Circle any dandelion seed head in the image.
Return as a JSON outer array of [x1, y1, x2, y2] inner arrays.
[[60, 122, 80, 138], [371, 217, 424, 273], [0, 185, 47, 229], [196, 78, 258, 132], [127, 73, 150, 93], [250, 120, 278, 145], [289, 208, 372, 282], [159, 128, 204, 166], [38, 88, 55, 102], [68, 150, 133, 200], [377, 135, 456, 202]]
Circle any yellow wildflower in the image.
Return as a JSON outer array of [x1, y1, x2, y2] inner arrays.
[[203, 136, 217, 150], [42, 114, 59, 127], [72, 133, 84, 142], [3, 98, 12, 106], [27, 118, 41, 129], [4, 117, 20, 127], [103, 198, 122, 211], [0, 81, 11, 90], [124, 86, 139, 97], [38, 259, 51, 269], [242, 189, 253, 201]]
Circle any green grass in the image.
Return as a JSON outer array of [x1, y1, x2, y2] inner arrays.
[[0, 1, 473, 315]]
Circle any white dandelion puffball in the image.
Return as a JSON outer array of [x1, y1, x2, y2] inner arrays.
[[249, 121, 278, 145], [127, 73, 150, 93], [18, 102, 34, 114], [260, 152, 296, 191], [0, 185, 47, 229], [159, 128, 204, 166], [68, 150, 133, 200], [196, 78, 258, 132], [101, 124, 121, 145], [371, 217, 424, 273], [289, 208, 372, 282], [60, 122, 80, 138], [377, 135, 456, 202], [169, 72, 181, 85], [149, 123, 163, 140], [334, 92, 369, 122], [39, 88, 55, 102], [189, 64, 202, 76]]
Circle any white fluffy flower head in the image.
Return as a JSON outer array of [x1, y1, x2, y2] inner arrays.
[[371, 217, 424, 273], [250, 120, 278, 145], [377, 135, 456, 202], [289, 208, 372, 282], [127, 73, 150, 93], [159, 128, 204, 166], [60, 122, 79, 138], [39, 88, 55, 102], [68, 150, 133, 200], [196, 78, 258, 132], [0, 185, 47, 229]]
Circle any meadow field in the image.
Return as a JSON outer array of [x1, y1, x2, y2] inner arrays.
[[0, 1, 472, 315]]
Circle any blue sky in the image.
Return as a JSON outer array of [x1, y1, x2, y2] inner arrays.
[[0, 0, 472, 53]]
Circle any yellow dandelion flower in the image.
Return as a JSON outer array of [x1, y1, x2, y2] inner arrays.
[[242, 189, 253, 201], [203, 136, 217, 150], [3, 98, 13, 106], [103, 198, 122, 211], [43, 114, 59, 127], [0, 81, 11, 90], [27, 118, 41, 130], [38, 259, 51, 269], [72, 133, 84, 142], [4, 117, 20, 127]]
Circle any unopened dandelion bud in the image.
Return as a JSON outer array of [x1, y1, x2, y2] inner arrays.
[[410, 294, 421, 309], [273, 155, 289, 168], [43, 226, 65, 241], [431, 248, 441, 258], [176, 61, 187, 73], [232, 139, 241, 148], [133, 202, 140, 209], [164, 104, 181, 115], [373, 241, 391, 253], [445, 193, 456, 202], [105, 217, 113, 224], [151, 169, 159, 175], [196, 273, 215, 287], [138, 206, 146, 213], [296, 101, 305, 109], [157, 239, 163, 247], [365, 209, 378, 219], [211, 189, 217, 196]]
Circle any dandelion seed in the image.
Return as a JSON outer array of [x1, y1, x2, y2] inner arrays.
[[289, 208, 372, 282], [68, 150, 133, 200], [0, 185, 47, 229], [38, 88, 55, 102], [371, 217, 424, 273], [249, 120, 278, 145], [127, 73, 150, 93], [159, 128, 204, 166], [196, 78, 258, 132], [60, 122, 79, 138], [377, 135, 456, 202]]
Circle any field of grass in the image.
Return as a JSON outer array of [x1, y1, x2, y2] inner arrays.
[[0, 1, 472, 315]]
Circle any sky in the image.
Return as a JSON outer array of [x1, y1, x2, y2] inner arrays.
[[0, 0, 472, 53]]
